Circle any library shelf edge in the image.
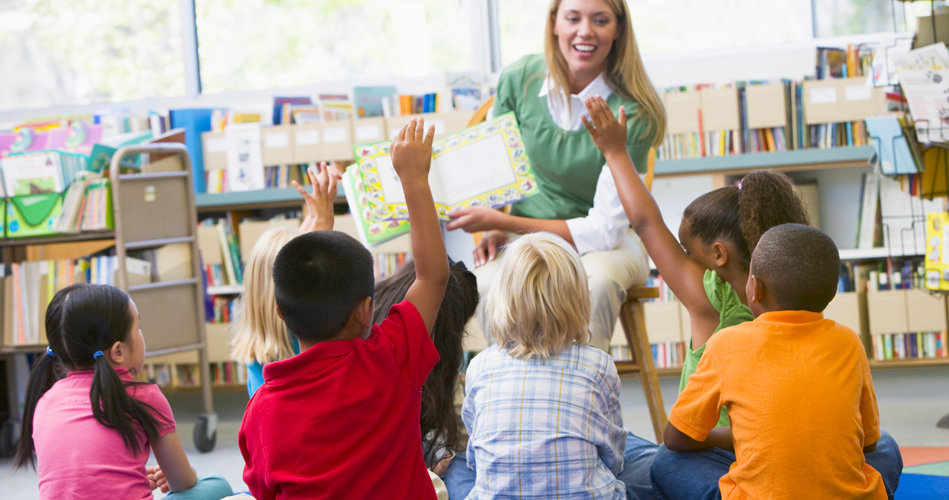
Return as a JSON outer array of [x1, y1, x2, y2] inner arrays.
[[868, 357, 949, 369], [0, 231, 116, 247], [654, 146, 875, 177], [196, 185, 345, 212]]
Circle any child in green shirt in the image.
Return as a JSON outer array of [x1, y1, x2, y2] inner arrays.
[[582, 95, 809, 426]]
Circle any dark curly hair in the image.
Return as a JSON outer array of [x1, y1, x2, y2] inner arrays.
[[682, 170, 810, 270], [373, 259, 479, 468]]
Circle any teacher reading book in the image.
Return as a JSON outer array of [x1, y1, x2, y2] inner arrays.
[[447, 0, 666, 351]]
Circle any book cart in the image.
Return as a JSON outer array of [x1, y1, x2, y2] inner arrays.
[[0, 143, 218, 455]]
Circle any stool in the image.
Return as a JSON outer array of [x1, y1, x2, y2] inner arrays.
[[613, 285, 669, 444]]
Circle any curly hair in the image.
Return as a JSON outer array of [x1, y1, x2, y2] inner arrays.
[[683, 170, 810, 270], [373, 259, 479, 468]]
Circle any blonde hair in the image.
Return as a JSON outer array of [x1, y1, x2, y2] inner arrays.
[[544, 0, 666, 145], [487, 233, 591, 360], [230, 227, 301, 365]]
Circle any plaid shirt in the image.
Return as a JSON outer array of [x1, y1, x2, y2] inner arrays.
[[462, 344, 627, 499]]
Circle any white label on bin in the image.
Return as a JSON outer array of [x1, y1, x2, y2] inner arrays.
[[296, 130, 320, 145], [144, 186, 156, 203], [810, 88, 837, 104], [206, 137, 228, 153], [355, 124, 382, 141], [264, 132, 289, 148], [844, 85, 872, 101], [323, 127, 347, 143]]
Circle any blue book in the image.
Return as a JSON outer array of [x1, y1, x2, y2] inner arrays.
[[169, 109, 216, 193], [865, 115, 921, 175]]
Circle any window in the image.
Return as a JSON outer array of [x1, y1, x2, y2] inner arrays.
[[196, 0, 473, 94], [497, 0, 812, 67], [813, 0, 945, 37], [0, 0, 186, 111]]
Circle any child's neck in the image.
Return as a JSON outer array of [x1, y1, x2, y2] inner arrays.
[[718, 267, 749, 306], [297, 324, 368, 352]]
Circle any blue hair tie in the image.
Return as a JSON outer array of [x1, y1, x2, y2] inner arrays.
[[93, 351, 104, 360], [46, 346, 55, 357]]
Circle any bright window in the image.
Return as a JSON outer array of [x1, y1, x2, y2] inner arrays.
[[813, 0, 943, 37], [196, 0, 473, 94], [497, 0, 812, 67], [0, 0, 186, 111]]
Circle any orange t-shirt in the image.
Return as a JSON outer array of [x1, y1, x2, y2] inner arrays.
[[669, 310, 886, 500]]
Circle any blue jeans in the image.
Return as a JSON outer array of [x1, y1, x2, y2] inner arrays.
[[442, 432, 659, 500], [650, 431, 903, 500], [163, 474, 234, 500]]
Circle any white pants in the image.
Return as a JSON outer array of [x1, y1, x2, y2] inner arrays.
[[464, 230, 650, 352]]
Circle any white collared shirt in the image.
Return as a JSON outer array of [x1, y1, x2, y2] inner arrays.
[[537, 73, 631, 255]]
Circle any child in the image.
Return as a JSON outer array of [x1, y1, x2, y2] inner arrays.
[[582, 95, 809, 426], [230, 162, 340, 396], [14, 283, 233, 500], [238, 117, 450, 500], [452, 232, 655, 500], [650, 224, 903, 499], [373, 259, 480, 474]]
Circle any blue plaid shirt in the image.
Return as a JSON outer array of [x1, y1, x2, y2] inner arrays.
[[462, 344, 627, 499]]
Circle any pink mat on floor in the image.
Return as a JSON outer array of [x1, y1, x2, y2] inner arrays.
[[900, 447, 949, 467]]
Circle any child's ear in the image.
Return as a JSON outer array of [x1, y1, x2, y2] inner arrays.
[[109, 341, 124, 365], [749, 275, 765, 304], [275, 302, 284, 320], [711, 241, 729, 267], [354, 296, 373, 328]]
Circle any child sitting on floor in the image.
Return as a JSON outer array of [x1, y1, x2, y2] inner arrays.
[[651, 224, 903, 500], [373, 259, 479, 475], [238, 117, 449, 500], [450, 232, 651, 499], [15, 283, 233, 500], [582, 95, 809, 427], [230, 162, 340, 396]]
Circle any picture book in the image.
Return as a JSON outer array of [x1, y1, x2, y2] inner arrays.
[[925, 212, 949, 291], [351, 111, 538, 222], [2, 151, 68, 195], [341, 165, 411, 247], [354, 86, 397, 118], [899, 69, 949, 143], [224, 122, 265, 192], [865, 115, 920, 175]]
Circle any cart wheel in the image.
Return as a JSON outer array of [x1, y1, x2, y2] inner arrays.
[[193, 415, 217, 453], [0, 420, 16, 458]]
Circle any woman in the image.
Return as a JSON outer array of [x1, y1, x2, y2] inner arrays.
[[446, 0, 666, 352], [442, 1, 663, 499]]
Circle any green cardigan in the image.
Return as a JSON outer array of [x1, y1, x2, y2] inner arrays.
[[494, 54, 655, 221]]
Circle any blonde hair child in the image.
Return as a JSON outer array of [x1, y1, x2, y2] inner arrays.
[[230, 162, 340, 396], [459, 232, 631, 498]]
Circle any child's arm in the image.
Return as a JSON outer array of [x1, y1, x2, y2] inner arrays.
[[389, 118, 450, 333], [151, 431, 198, 493], [664, 424, 734, 453], [293, 162, 342, 232], [582, 96, 720, 340]]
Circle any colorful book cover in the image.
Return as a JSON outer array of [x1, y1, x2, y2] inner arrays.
[[341, 165, 410, 248], [2, 151, 66, 195], [925, 212, 949, 291], [352, 111, 538, 222]]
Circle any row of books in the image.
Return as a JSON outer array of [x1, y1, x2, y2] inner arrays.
[[140, 362, 249, 389], [374, 252, 409, 280], [872, 331, 948, 361], [609, 342, 685, 370], [198, 217, 243, 287], [208, 296, 240, 324], [206, 164, 319, 193], [855, 172, 941, 251], [838, 260, 926, 293]]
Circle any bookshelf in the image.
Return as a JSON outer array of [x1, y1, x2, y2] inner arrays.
[[196, 186, 344, 212], [654, 146, 875, 176]]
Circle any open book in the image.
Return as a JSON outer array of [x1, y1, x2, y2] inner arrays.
[[341, 165, 411, 247], [351, 112, 538, 222]]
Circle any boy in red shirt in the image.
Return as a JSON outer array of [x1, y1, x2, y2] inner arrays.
[[239, 118, 449, 500], [651, 224, 902, 500]]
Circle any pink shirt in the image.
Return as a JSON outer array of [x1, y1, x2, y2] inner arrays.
[[33, 368, 176, 500]]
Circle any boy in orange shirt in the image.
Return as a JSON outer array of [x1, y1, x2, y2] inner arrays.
[[651, 224, 902, 500]]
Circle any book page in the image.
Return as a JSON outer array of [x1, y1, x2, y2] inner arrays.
[[372, 154, 447, 205], [434, 134, 515, 206]]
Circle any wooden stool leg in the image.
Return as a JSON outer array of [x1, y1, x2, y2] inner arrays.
[[619, 298, 668, 444]]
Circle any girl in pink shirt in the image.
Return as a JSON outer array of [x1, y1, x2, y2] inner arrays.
[[14, 283, 233, 500]]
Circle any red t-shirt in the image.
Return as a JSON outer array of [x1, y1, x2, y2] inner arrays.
[[239, 300, 440, 500]]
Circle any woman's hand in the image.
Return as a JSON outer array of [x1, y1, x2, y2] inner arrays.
[[295, 162, 342, 232], [147, 466, 170, 493], [473, 230, 509, 268], [446, 207, 506, 234], [581, 95, 627, 158]]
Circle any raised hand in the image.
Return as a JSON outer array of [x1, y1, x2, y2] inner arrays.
[[581, 95, 627, 157], [390, 117, 436, 187], [294, 162, 342, 232]]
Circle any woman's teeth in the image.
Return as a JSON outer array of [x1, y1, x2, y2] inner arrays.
[[574, 44, 596, 52]]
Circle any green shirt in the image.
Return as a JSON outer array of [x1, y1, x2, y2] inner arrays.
[[679, 270, 755, 427], [493, 54, 655, 221]]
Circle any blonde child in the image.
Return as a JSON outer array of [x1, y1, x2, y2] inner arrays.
[[582, 95, 810, 426], [448, 232, 656, 500], [230, 162, 340, 396], [15, 283, 233, 500]]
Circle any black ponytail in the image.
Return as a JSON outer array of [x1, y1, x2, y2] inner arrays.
[[683, 170, 809, 270], [15, 284, 164, 469]]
